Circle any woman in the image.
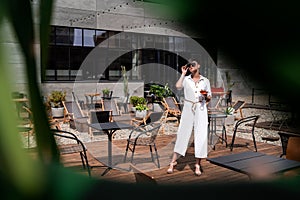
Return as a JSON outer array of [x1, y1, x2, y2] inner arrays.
[[167, 59, 211, 176]]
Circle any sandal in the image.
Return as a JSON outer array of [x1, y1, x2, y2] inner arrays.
[[167, 161, 177, 174], [194, 164, 202, 176]]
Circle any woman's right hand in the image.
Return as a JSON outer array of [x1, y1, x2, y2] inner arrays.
[[181, 65, 188, 75]]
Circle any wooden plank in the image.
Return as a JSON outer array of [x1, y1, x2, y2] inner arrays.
[[29, 133, 286, 185]]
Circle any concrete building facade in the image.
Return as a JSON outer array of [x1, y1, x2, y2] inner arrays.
[[2, 0, 259, 103]]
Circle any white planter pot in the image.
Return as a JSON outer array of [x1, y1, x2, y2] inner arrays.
[[51, 107, 64, 118], [135, 110, 147, 119], [131, 107, 136, 113]]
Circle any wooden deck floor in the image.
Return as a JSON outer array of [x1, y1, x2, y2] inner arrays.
[[59, 134, 289, 185]]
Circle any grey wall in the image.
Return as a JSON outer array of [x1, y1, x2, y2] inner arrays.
[[1, 0, 257, 99]]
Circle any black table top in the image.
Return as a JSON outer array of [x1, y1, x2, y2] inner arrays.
[[207, 151, 300, 177], [88, 121, 133, 131]]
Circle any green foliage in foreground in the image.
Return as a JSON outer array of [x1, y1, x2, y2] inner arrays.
[[1, 0, 300, 199]]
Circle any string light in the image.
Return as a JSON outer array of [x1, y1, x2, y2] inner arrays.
[[121, 19, 173, 30], [69, 0, 137, 26], [69, 0, 178, 31]]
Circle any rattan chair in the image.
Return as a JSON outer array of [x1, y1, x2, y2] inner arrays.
[[124, 122, 162, 168]]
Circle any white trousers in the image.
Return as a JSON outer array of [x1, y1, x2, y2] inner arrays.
[[173, 101, 208, 158]]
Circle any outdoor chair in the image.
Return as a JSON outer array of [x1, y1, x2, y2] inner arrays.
[[161, 97, 181, 125], [51, 129, 91, 177], [62, 101, 89, 132], [286, 136, 300, 162], [220, 90, 232, 107], [160, 110, 179, 134], [131, 111, 164, 127], [18, 105, 34, 148], [72, 91, 85, 110], [124, 122, 162, 168], [101, 99, 121, 121], [268, 95, 291, 130], [229, 115, 260, 152], [88, 110, 112, 139], [282, 136, 300, 176], [208, 97, 222, 111], [232, 100, 246, 120], [278, 132, 300, 158]]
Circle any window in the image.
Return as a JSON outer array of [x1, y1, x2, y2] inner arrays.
[[71, 28, 82, 46], [83, 29, 95, 47], [44, 26, 218, 87]]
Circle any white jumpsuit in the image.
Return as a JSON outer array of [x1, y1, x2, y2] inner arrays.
[[173, 74, 211, 158]]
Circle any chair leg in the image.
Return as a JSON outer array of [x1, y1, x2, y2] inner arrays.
[[153, 144, 160, 168], [230, 130, 237, 151], [83, 152, 91, 177], [130, 144, 136, 163], [80, 151, 91, 177], [79, 152, 86, 169], [251, 129, 257, 152], [149, 145, 154, 163], [222, 125, 228, 147], [123, 141, 130, 162]]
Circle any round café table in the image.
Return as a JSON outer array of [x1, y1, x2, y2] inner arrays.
[[208, 110, 228, 150]]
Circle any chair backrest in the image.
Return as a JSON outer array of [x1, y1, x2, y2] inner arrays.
[[232, 100, 245, 118], [135, 123, 162, 144], [278, 132, 300, 157], [162, 97, 181, 117], [235, 115, 259, 129], [89, 110, 111, 124], [145, 112, 164, 124], [164, 97, 180, 110], [102, 99, 121, 116], [50, 129, 91, 177], [208, 97, 222, 110], [72, 91, 85, 109], [63, 101, 85, 119], [233, 100, 245, 111], [286, 137, 300, 161]]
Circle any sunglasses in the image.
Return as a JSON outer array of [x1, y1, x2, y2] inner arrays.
[[187, 62, 196, 68]]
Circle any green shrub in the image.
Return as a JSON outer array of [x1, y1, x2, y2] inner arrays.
[[48, 90, 66, 108], [135, 104, 149, 111]]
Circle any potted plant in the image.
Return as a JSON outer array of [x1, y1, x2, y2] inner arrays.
[[129, 96, 147, 113], [48, 90, 66, 118], [129, 96, 139, 112], [150, 83, 173, 102], [135, 103, 149, 119], [102, 88, 111, 98], [224, 106, 235, 125]]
